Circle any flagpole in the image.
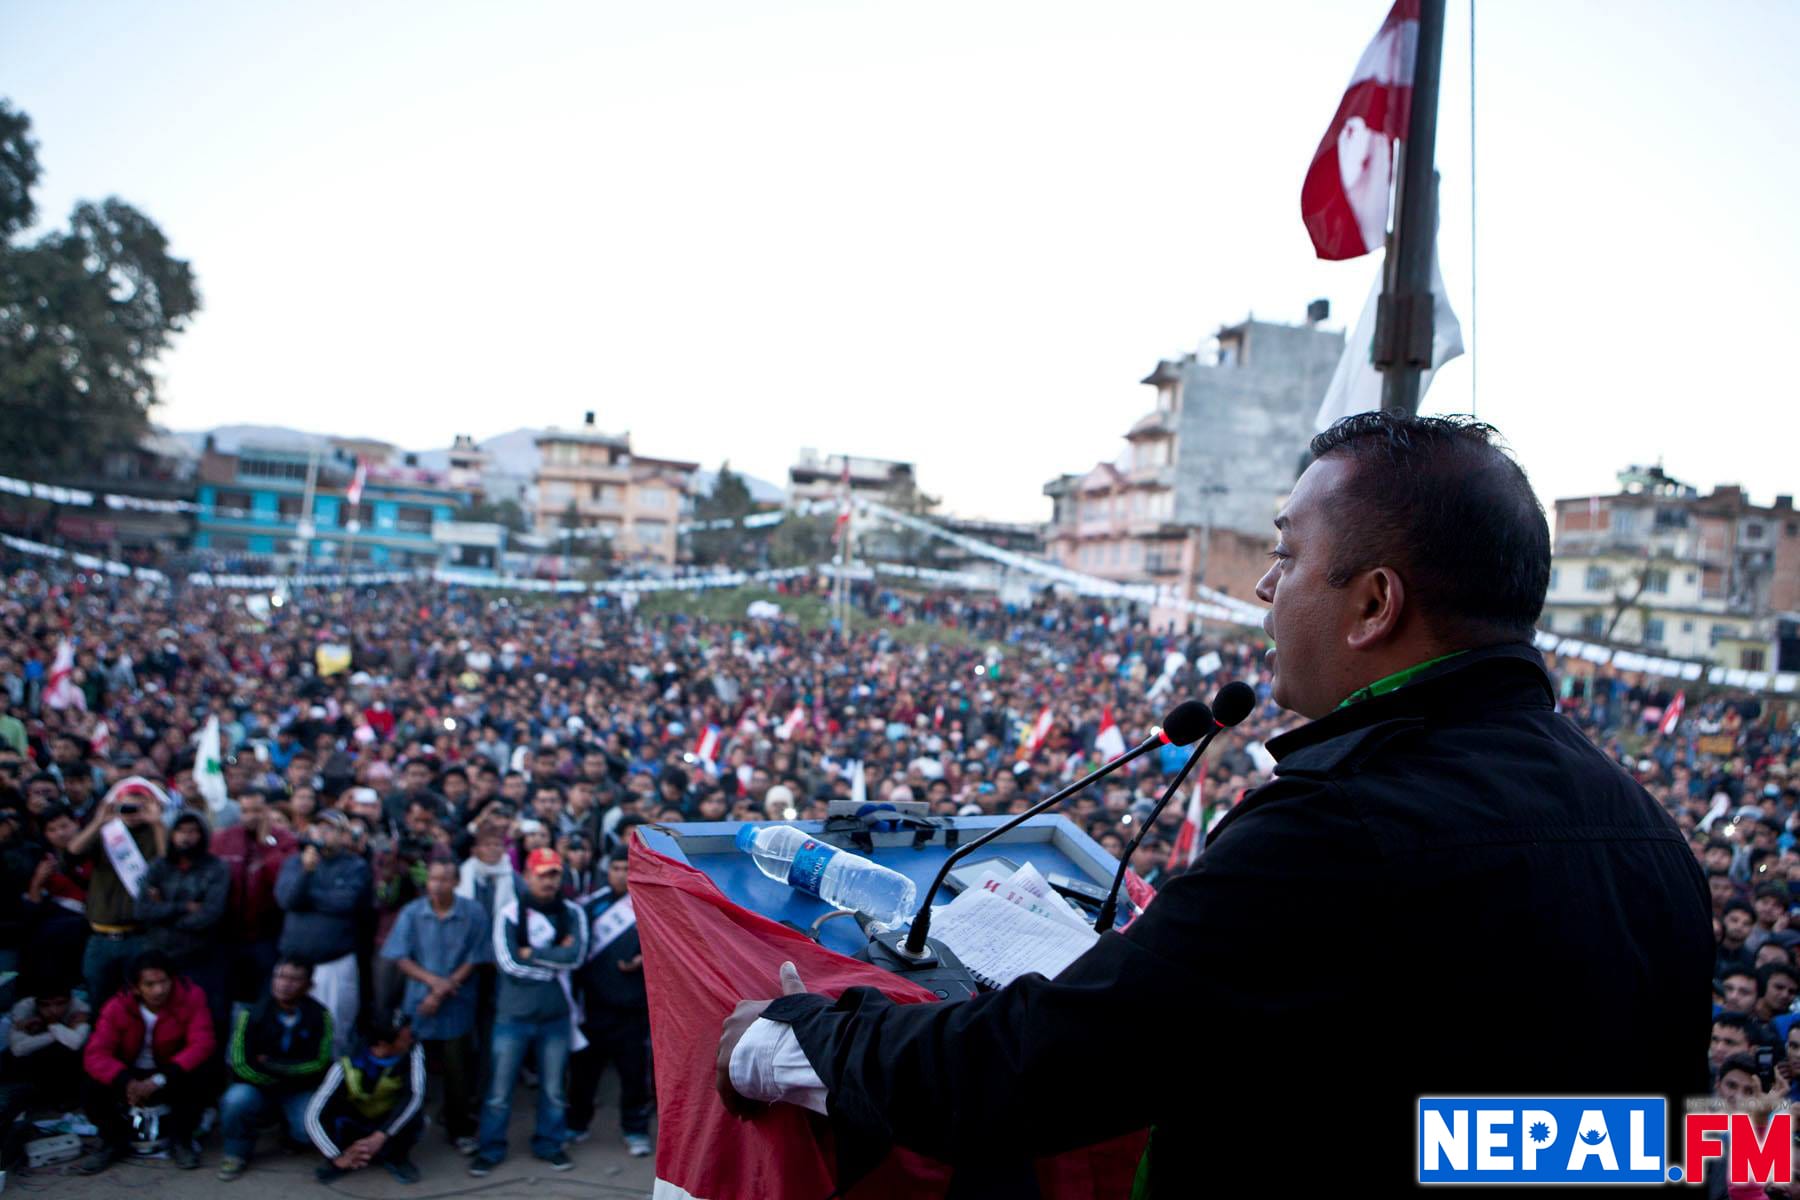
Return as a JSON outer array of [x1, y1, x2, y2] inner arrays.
[[1375, 0, 1448, 415]]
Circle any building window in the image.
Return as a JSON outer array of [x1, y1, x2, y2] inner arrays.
[[1549, 568, 1560, 591], [341, 503, 373, 528], [1685, 572, 1696, 584], [396, 505, 434, 535], [1741, 648, 1766, 670], [1644, 568, 1669, 594], [1580, 613, 1605, 637], [1645, 618, 1665, 645], [213, 489, 254, 517], [1584, 566, 1610, 591], [277, 495, 306, 522], [1681, 621, 1693, 634], [636, 519, 668, 541], [1743, 521, 1765, 540], [641, 488, 667, 509], [1711, 623, 1733, 646]]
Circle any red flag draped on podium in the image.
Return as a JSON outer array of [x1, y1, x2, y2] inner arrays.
[[1300, 0, 1420, 260], [628, 838, 1145, 1199]]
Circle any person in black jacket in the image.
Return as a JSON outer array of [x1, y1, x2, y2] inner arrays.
[[717, 412, 1715, 1197], [568, 849, 652, 1156], [217, 957, 333, 1180], [136, 811, 230, 1037]]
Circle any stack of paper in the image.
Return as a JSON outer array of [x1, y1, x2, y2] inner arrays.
[[927, 863, 1100, 988]]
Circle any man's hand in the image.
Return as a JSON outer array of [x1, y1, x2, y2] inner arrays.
[[301, 845, 321, 872], [715, 961, 806, 1119], [332, 1152, 357, 1170], [124, 1078, 157, 1107], [418, 992, 442, 1018], [618, 953, 643, 974]]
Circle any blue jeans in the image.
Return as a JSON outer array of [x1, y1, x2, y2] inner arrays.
[[82, 933, 142, 1009], [477, 1017, 571, 1162], [220, 1081, 313, 1160]]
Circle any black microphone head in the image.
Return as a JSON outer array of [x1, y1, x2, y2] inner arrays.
[[1210, 681, 1257, 728], [1159, 699, 1213, 747]]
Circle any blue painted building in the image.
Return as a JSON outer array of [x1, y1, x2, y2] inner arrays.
[[192, 440, 473, 568]]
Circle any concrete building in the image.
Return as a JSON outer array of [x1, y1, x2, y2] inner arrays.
[[1043, 314, 1342, 616], [787, 450, 917, 508], [532, 416, 698, 565], [193, 441, 475, 568], [1543, 465, 1800, 670]]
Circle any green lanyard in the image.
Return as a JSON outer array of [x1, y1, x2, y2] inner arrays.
[[1335, 651, 1466, 711]]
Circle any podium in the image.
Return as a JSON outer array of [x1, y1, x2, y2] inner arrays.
[[635, 814, 1120, 961]]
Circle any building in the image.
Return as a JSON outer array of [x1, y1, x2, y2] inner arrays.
[[1043, 313, 1342, 618], [787, 450, 917, 508], [531, 416, 698, 565], [0, 427, 198, 560], [1543, 465, 1800, 670], [192, 440, 475, 568]]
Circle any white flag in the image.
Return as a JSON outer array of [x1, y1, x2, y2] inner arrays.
[[1315, 243, 1464, 431], [46, 638, 85, 712], [195, 715, 230, 815]]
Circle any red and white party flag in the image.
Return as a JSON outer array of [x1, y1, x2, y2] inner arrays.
[[46, 638, 86, 712], [1170, 772, 1207, 872], [1300, 0, 1420, 261], [1094, 706, 1127, 762], [776, 704, 807, 741], [1659, 691, 1686, 737], [1024, 706, 1054, 757]]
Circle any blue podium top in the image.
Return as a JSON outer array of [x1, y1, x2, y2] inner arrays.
[[638, 815, 1119, 959]]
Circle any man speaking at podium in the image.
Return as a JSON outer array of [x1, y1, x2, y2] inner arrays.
[[717, 413, 1713, 1196]]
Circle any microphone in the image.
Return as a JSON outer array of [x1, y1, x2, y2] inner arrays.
[[1093, 681, 1257, 933], [891, 699, 1214, 963]]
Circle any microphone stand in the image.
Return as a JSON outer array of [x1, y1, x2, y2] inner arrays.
[[1092, 724, 1223, 933], [890, 729, 1169, 963]]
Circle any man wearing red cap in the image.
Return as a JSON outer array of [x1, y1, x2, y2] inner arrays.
[[469, 847, 588, 1176]]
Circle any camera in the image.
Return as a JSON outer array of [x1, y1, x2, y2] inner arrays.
[[117, 802, 141, 816]]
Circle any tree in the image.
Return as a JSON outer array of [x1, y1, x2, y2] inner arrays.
[[459, 495, 527, 532], [690, 461, 757, 568], [886, 472, 945, 568], [0, 101, 201, 475], [769, 511, 835, 568]]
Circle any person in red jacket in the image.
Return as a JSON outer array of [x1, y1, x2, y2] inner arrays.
[[77, 948, 217, 1175], [210, 787, 298, 1004]]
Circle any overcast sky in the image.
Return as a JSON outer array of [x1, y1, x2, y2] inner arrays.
[[5, 0, 1796, 522]]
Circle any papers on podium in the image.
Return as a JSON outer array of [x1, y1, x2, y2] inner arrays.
[[927, 863, 1100, 988]]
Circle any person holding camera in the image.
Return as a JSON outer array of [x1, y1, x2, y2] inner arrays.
[[275, 810, 371, 1056], [67, 778, 167, 1007]]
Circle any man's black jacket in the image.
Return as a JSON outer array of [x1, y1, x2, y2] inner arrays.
[[762, 644, 1714, 1195]]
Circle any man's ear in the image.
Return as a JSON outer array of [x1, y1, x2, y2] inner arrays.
[[1344, 566, 1405, 651]]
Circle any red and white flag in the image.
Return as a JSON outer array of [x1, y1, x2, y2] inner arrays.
[[1659, 691, 1686, 737], [1094, 706, 1127, 762], [1300, 0, 1419, 260], [833, 458, 852, 545], [776, 704, 807, 741], [692, 724, 721, 772], [1170, 772, 1207, 872], [46, 638, 86, 712], [345, 457, 368, 507], [1024, 706, 1054, 757], [89, 719, 111, 755]]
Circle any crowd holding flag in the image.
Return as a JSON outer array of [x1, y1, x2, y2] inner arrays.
[[45, 638, 85, 712]]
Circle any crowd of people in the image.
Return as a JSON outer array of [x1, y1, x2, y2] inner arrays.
[[0, 560, 1795, 1183]]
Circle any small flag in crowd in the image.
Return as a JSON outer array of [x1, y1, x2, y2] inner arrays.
[[1024, 706, 1054, 758], [1659, 691, 1686, 737], [692, 724, 721, 772], [1094, 706, 1127, 762], [776, 704, 807, 741], [1300, 0, 1421, 261], [89, 719, 110, 755], [45, 638, 85, 712], [1171, 771, 1207, 872], [195, 714, 230, 815]]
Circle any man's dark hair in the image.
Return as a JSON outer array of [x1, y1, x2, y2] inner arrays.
[[1721, 964, 1757, 986], [1717, 1051, 1760, 1081], [273, 955, 315, 978], [367, 1009, 412, 1046], [1724, 899, 1756, 920], [1757, 962, 1799, 993], [1309, 412, 1550, 641], [128, 948, 176, 984], [1714, 1012, 1754, 1037], [1706, 837, 1733, 854]]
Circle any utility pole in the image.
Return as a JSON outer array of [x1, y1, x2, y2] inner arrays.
[[1374, 0, 1447, 415], [296, 444, 322, 573]]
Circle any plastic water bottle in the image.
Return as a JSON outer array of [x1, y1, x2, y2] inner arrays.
[[736, 825, 917, 929]]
